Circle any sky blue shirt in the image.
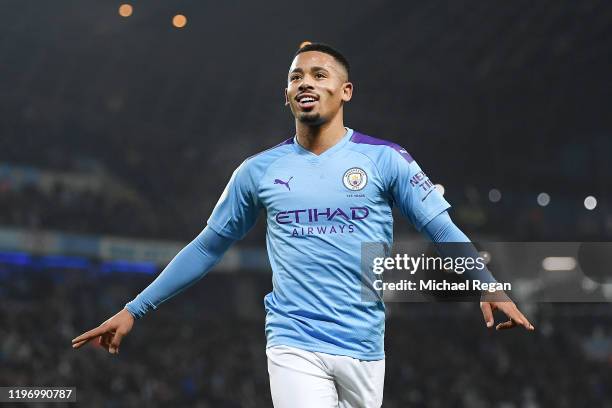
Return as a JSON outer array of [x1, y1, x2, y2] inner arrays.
[[207, 127, 451, 360]]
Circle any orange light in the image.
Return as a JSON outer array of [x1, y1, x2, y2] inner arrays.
[[299, 41, 312, 49], [118, 4, 133, 17], [173, 14, 187, 28]]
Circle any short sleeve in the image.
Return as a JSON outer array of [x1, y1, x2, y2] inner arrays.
[[383, 148, 451, 231], [207, 160, 261, 240]]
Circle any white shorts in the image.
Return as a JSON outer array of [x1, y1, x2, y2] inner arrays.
[[266, 345, 385, 408]]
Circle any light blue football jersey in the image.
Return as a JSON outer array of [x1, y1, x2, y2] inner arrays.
[[207, 128, 450, 360]]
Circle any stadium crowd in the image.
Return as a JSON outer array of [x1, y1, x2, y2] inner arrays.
[[1, 173, 610, 244], [1, 266, 610, 407]]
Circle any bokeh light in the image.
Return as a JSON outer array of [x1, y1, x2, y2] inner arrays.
[[173, 14, 187, 28], [584, 195, 597, 210], [488, 188, 501, 203], [118, 4, 133, 18], [537, 192, 550, 207]]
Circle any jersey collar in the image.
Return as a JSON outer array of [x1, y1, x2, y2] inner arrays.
[[292, 127, 354, 159]]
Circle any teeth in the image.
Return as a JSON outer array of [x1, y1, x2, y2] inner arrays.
[[300, 97, 315, 103]]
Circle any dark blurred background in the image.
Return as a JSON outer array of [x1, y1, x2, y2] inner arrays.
[[1, 0, 611, 407]]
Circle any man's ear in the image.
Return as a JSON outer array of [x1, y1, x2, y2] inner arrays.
[[284, 88, 289, 106], [342, 82, 353, 102]]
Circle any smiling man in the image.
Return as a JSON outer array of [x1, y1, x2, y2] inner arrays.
[[72, 43, 534, 408]]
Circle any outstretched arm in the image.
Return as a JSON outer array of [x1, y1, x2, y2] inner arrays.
[[71, 226, 235, 353], [422, 211, 534, 331], [382, 144, 534, 332], [422, 210, 496, 284], [72, 159, 261, 354], [125, 226, 234, 318]]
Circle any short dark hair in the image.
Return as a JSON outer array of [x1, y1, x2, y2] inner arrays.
[[294, 42, 350, 79]]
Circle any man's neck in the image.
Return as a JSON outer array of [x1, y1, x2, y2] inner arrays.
[[295, 116, 347, 156]]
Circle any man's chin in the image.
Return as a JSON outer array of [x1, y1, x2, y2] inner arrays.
[[298, 112, 322, 124]]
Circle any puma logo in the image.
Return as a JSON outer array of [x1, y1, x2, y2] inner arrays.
[[274, 177, 293, 191]]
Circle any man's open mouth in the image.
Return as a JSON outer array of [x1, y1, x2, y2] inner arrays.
[[296, 93, 319, 109]]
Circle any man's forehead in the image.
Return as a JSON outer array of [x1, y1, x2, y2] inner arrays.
[[289, 51, 341, 73]]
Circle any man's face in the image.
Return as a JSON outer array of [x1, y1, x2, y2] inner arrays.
[[285, 51, 352, 125]]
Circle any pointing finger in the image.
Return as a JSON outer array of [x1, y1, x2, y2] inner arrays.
[[497, 303, 526, 326], [504, 305, 534, 331], [512, 308, 534, 330], [72, 325, 109, 345], [72, 338, 93, 349]]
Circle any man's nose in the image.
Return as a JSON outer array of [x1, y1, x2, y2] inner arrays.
[[298, 79, 314, 91]]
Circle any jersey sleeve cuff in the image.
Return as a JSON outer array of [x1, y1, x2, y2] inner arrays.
[[206, 220, 243, 241], [415, 203, 452, 232]]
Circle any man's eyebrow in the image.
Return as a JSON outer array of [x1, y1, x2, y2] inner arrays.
[[289, 66, 331, 74], [309, 66, 330, 72]]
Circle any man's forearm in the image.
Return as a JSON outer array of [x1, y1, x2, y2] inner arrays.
[[422, 211, 496, 284], [125, 226, 235, 318]]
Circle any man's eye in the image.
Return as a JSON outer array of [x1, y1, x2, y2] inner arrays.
[[315, 73, 326, 78], [290, 75, 300, 81]]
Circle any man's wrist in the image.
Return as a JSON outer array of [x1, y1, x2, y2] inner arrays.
[[124, 304, 141, 320]]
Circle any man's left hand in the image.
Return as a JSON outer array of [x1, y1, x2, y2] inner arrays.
[[479, 291, 535, 331]]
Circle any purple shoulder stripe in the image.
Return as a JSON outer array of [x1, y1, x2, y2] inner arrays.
[[246, 137, 294, 160], [279, 137, 295, 146], [350, 131, 414, 163]]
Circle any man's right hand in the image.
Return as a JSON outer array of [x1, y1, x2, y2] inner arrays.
[[71, 308, 135, 354]]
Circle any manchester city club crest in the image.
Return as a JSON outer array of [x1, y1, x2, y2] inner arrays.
[[342, 167, 368, 191]]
